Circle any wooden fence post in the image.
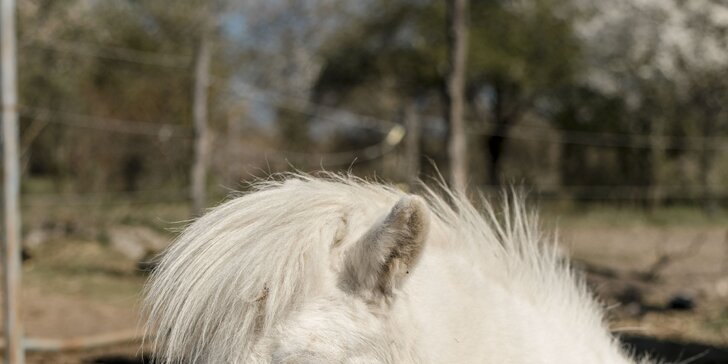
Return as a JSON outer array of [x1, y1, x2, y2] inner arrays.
[[445, 0, 470, 194], [191, 33, 211, 216], [1, 0, 25, 362], [404, 101, 421, 188]]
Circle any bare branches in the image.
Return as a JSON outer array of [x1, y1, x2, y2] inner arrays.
[[639, 234, 707, 282]]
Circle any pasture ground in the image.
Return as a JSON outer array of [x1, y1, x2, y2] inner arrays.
[[9, 203, 728, 363]]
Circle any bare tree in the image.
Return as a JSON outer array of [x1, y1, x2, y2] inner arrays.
[[445, 0, 469, 194]]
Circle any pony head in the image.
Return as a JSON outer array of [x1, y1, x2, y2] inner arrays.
[[254, 196, 430, 363], [144, 175, 652, 364]]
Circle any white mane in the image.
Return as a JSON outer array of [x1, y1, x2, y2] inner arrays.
[[144, 173, 645, 363]]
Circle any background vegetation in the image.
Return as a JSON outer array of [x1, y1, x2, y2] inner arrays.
[[15, 0, 728, 210], [7, 1, 728, 362]]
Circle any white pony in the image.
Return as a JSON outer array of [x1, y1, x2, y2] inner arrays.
[[144, 174, 649, 364]]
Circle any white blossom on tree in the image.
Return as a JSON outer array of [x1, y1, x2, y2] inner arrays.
[[575, 0, 728, 97]]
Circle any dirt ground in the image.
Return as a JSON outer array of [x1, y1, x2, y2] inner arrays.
[[563, 224, 728, 354], [7, 208, 728, 363]]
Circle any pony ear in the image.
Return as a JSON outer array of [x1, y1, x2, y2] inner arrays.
[[339, 196, 430, 300]]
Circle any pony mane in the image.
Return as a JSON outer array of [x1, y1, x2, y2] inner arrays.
[[144, 173, 622, 363], [423, 184, 616, 351]]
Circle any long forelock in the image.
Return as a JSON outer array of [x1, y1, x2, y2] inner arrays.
[[143, 174, 405, 363]]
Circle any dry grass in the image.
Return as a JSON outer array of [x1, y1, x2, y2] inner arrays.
[[552, 208, 728, 347], [11, 204, 728, 363]]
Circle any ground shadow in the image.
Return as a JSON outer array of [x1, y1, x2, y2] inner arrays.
[[86, 336, 728, 364], [85, 354, 153, 364], [622, 335, 728, 364]]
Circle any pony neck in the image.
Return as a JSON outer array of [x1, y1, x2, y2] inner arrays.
[[397, 239, 632, 364]]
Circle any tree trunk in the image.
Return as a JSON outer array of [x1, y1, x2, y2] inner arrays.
[[481, 84, 513, 187], [226, 102, 246, 188], [647, 112, 666, 210], [403, 100, 421, 188], [486, 122, 509, 186], [699, 107, 717, 214], [445, 0, 469, 194], [191, 33, 211, 216]]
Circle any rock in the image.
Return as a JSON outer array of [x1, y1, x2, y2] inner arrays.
[[624, 302, 643, 317], [617, 285, 644, 305], [716, 278, 728, 298], [108, 225, 169, 262], [24, 221, 69, 250], [22, 248, 31, 262], [666, 293, 695, 311], [616, 285, 647, 316], [24, 229, 52, 250]]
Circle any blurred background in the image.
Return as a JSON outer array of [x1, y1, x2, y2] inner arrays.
[[2, 0, 728, 362]]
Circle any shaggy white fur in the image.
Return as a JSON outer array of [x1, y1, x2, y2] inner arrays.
[[144, 174, 651, 363]]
